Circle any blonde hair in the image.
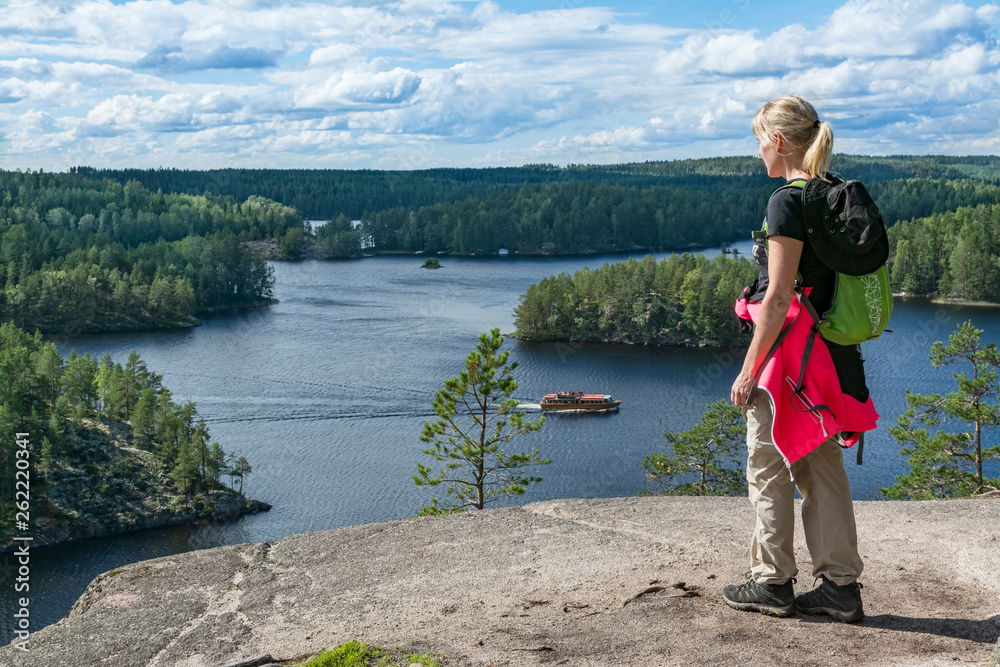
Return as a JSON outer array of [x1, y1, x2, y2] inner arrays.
[[752, 94, 833, 181]]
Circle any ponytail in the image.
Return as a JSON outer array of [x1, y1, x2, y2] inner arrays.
[[803, 122, 833, 182], [752, 95, 834, 181]]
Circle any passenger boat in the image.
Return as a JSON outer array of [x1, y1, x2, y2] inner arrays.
[[540, 391, 621, 412]]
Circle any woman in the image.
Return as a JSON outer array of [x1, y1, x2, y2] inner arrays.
[[722, 95, 867, 623]]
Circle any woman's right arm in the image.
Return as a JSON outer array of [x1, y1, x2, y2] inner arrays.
[[730, 234, 803, 407]]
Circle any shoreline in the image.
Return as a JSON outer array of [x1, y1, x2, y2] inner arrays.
[[505, 331, 746, 349], [930, 297, 1000, 307], [1, 493, 271, 554], [895, 292, 1000, 307], [28, 299, 279, 337], [249, 234, 734, 262], [0, 418, 271, 554]]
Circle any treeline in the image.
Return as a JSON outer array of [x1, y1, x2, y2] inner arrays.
[[359, 181, 771, 254], [73, 161, 776, 219], [356, 177, 1000, 256], [76, 157, 1000, 257], [0, 171, 298, 332], [868, 178, 1000, 232], [513, 254, 757, 347], [0, 321, 252, 536], [889, 202, 1000, 302], [74, 155, 1000, 220]]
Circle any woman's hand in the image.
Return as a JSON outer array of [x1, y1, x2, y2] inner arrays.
[[731, 369, 757, 407]]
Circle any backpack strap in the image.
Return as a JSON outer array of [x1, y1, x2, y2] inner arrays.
[[759, 180, 808, 251], [745, 182, 813, 404], [789, 287, 836, 421]]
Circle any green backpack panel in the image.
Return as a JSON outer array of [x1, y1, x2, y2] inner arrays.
[[818, 264, 893, 345]]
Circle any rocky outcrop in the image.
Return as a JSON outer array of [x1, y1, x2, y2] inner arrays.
[[0, 419, 269, 552], [2, 496, 998, 666], [19, 488, 269, 550]]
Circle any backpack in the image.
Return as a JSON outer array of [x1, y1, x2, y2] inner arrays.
[[788, 175, 893, 345]]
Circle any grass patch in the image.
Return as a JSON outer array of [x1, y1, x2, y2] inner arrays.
[[302, 641, 441, 667]]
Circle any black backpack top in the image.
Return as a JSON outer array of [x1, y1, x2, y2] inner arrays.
[[800, 174, 888, 276]]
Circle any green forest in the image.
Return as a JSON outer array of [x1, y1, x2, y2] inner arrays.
[[513, 254, 757, 347], [0, 170, 298, 333], [74, 154, 1000, 220], [76, 156, 1000, 259], [0, 321, 254, 544], [889, 203, 1000, 302]]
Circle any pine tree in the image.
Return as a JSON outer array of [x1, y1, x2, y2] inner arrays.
[[882, 321, 1000, 498], [124, 351, 161, 419], [225, 452, 237, 490], [207, 442, 226, 487], [171, 437, 199, 495], [192, 419, 211, 490], [131, 387, 156, 449], [63, 351, 98, 416], [230, 456, 252, 496], [415, 328, 547, 514], [35, 341, 63, 414], [642, 400, 747, 496], [96, 352, 126, 419]]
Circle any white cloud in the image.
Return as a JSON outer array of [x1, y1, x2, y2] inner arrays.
[[308, 44, 362, 67], [0, 77, 65, 104], [1, 0, 999, 169], [295, 61, 422, 109], [87, 94, 194, 131]]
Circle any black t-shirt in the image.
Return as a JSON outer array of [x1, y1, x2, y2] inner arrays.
[[765, 186, 835, 313], [757, 183, 870, 403]]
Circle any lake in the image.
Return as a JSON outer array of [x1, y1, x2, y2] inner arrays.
[[4, 242, 1000, 641]]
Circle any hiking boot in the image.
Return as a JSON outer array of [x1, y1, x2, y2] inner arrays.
[[795, 576, 864, 623], [722, 573, 795, 617]]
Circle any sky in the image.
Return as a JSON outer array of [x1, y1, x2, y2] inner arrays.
[[0, 0, 998, 170]]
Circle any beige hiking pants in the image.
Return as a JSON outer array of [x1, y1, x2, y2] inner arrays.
[[746, 397, 864, 586]]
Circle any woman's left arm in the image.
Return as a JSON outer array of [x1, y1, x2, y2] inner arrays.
[[730, 235, 803, 406]]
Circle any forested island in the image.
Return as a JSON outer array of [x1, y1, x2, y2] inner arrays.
[[0, 322, 266, 550], [512, 199, 1000, 345], [0, 170, 295, 334], [513, 254, 756, 347]]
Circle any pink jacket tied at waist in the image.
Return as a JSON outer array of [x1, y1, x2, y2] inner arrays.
[[735, 291, 879, 464]]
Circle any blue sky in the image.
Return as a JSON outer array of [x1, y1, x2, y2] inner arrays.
[[1, 0, 998, 170]]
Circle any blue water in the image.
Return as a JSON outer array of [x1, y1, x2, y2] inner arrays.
[[4, 242, 1000, 641]]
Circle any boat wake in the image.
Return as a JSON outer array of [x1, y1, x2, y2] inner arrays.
[[516, 402, 542, 411], [543, 407, 620, 414]]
